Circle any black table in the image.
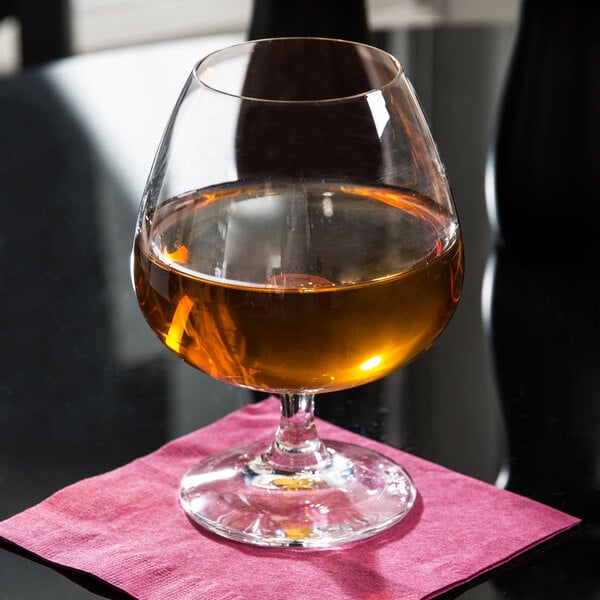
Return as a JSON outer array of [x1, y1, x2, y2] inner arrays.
[[1, 25, 598, 599]]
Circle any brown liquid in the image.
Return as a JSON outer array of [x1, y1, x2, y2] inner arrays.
[[133, 182, 463, 393]]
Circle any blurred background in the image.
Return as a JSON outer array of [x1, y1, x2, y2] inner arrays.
[[0, 0, 517, 76]]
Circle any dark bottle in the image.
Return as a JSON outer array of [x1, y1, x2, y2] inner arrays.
[[241, 6, 389, 439], [240, 0, 377, 180], [486, 0, 600, 261], [235, 38, 383, 182], [248, 0, 372, 44], [240, 0, 376, 178]]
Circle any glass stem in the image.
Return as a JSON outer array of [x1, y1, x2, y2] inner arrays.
[[262, 393, 331, 472]]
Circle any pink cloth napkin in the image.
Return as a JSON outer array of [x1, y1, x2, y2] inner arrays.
[[0, 397, 579, 600]]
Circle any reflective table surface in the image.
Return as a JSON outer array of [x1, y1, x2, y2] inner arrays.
[[1, 24, 598, 599]]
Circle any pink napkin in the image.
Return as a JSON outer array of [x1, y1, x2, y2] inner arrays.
[[0, 397, 579, 600]]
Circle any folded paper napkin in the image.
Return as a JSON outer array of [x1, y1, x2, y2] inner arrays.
[[0, 397, 579, 600]]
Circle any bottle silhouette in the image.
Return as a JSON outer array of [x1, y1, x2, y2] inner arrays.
[[485, 4, 600, 589], [240, 0, 378, 182], [486, 0, 600, 261], [240, 6, 393, 438], [248, 0, 372, 44]]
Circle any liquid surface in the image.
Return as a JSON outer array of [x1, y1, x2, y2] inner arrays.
[[133, 181, 463, 393]]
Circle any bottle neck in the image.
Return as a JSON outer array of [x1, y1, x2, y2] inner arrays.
[[248, 0, 372, 44]]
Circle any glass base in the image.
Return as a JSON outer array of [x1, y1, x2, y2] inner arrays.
[[179, 440, 416, 548]]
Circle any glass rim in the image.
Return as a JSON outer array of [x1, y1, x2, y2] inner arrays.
[[192, 36, 404, 104]]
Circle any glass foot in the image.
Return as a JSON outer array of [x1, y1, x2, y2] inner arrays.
[[179, 440, 416, 548]]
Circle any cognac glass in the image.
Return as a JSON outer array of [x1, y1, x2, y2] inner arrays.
[[132, 38, 463, 548]]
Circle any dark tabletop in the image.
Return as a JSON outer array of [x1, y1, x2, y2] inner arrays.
[[1, 24, 598, 599]]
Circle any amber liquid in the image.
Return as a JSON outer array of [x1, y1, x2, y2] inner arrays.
[[133, 181, 463, 393]]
